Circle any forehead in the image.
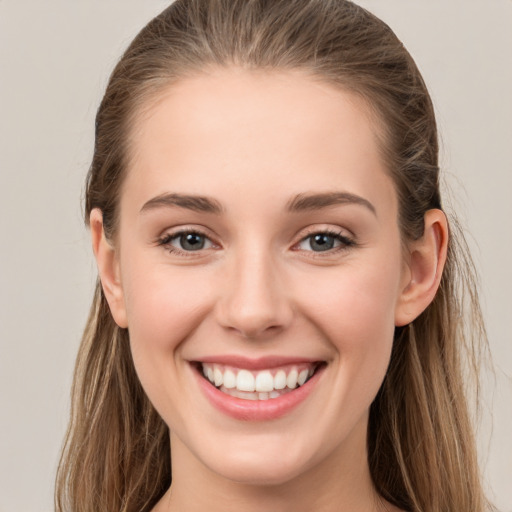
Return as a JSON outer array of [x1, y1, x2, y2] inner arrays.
[[122, 67, 396, 219]]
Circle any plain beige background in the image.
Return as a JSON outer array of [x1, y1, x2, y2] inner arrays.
[[0, 1, 511, 510]]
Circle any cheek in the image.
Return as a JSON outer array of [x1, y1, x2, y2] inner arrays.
[[123, 261, 213, 348], [296, 256, 402, 386], [294, 263, 401, 443], [304, 262, 399, 336], [119, 255, 217, 404]]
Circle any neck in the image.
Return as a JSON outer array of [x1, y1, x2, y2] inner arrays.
[[157, 417, 390, 512]]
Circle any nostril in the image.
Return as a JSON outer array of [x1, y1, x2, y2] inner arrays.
[[214, 268, 294, 338], [229, 322, 284, 340]]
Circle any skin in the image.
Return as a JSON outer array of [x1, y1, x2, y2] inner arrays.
[[91, 68, 448, 512]]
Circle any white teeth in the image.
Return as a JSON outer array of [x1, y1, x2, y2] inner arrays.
[[213, 367, 223, 387], [255, 371, 274, 392], [237, 369, 255, 392], [297, 369, 309, 386], [274, 370, 287, 390], [232, 389, 258, 400], [223, 369, 236, 389], [286, 369, 298, 389], [201, 362, 318, 398], [219, 385, 291, 401]]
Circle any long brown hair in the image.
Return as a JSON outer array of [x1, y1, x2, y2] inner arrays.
[[55, 1, 491, 511]]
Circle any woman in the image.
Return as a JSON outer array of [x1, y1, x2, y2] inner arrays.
[[55, 1, 491, 511]]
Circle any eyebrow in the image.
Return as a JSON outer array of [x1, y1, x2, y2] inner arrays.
[[140, 193, 224, 215], [286, 192, 376, 216], [139, 190, 376, 216]]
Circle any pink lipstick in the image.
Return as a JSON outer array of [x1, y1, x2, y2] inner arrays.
[[192, 358, 326, 421]]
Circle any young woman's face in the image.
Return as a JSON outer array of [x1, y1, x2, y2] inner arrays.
[[112, 68, 411, 485]]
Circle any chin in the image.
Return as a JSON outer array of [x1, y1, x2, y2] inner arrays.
[[211, 458, 308, 487], [197, 436, 321, 486]]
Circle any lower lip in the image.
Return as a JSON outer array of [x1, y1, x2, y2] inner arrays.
[[194, 365, 325, 421]]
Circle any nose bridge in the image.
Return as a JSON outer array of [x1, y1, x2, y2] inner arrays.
[[216, 238, 292, 338]]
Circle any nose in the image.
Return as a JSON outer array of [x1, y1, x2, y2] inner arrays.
[[215, 244, 294, 339]]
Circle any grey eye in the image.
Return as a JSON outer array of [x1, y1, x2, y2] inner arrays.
[[305, 234, 338, 252], [297, 232, 354, 253], [161, 231, 215, 252], [175, 233, 210, 251]]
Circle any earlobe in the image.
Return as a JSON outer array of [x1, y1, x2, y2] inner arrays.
[[90, 209, 128, 328], [395, 209, 449, 326]]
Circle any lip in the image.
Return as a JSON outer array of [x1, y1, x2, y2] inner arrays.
[[192, 359, 326, 421], [193, 354, 320, 370]]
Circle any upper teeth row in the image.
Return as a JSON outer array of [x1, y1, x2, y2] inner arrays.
[[202, 363, 314, 392]]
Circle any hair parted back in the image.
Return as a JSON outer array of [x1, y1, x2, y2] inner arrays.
[[55, 1, 491, 511]]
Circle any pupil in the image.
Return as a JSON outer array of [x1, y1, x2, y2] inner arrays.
[[311, 234, 334, 251], [181, 233, 204, 251]]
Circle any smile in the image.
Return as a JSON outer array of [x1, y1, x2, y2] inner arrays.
[[201, 362, 319, 400], [192, 358, 326, 421]]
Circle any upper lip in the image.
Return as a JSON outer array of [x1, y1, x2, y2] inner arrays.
[[191, 355, 322, 370]]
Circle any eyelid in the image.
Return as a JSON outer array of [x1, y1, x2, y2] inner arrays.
[[294, 225, 355, 242], [155, 224, 357, 258], [156, 226, 220, 257], [292, 226, 357, 255]]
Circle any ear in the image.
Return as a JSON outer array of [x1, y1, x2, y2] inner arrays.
[[90, 208, 128, 328], [395, 209, 449, 326]]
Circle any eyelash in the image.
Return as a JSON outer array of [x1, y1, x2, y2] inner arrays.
[[157, 229, 216, 257], [156, 228, 356, 258], [295, 229, 356, 257]]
